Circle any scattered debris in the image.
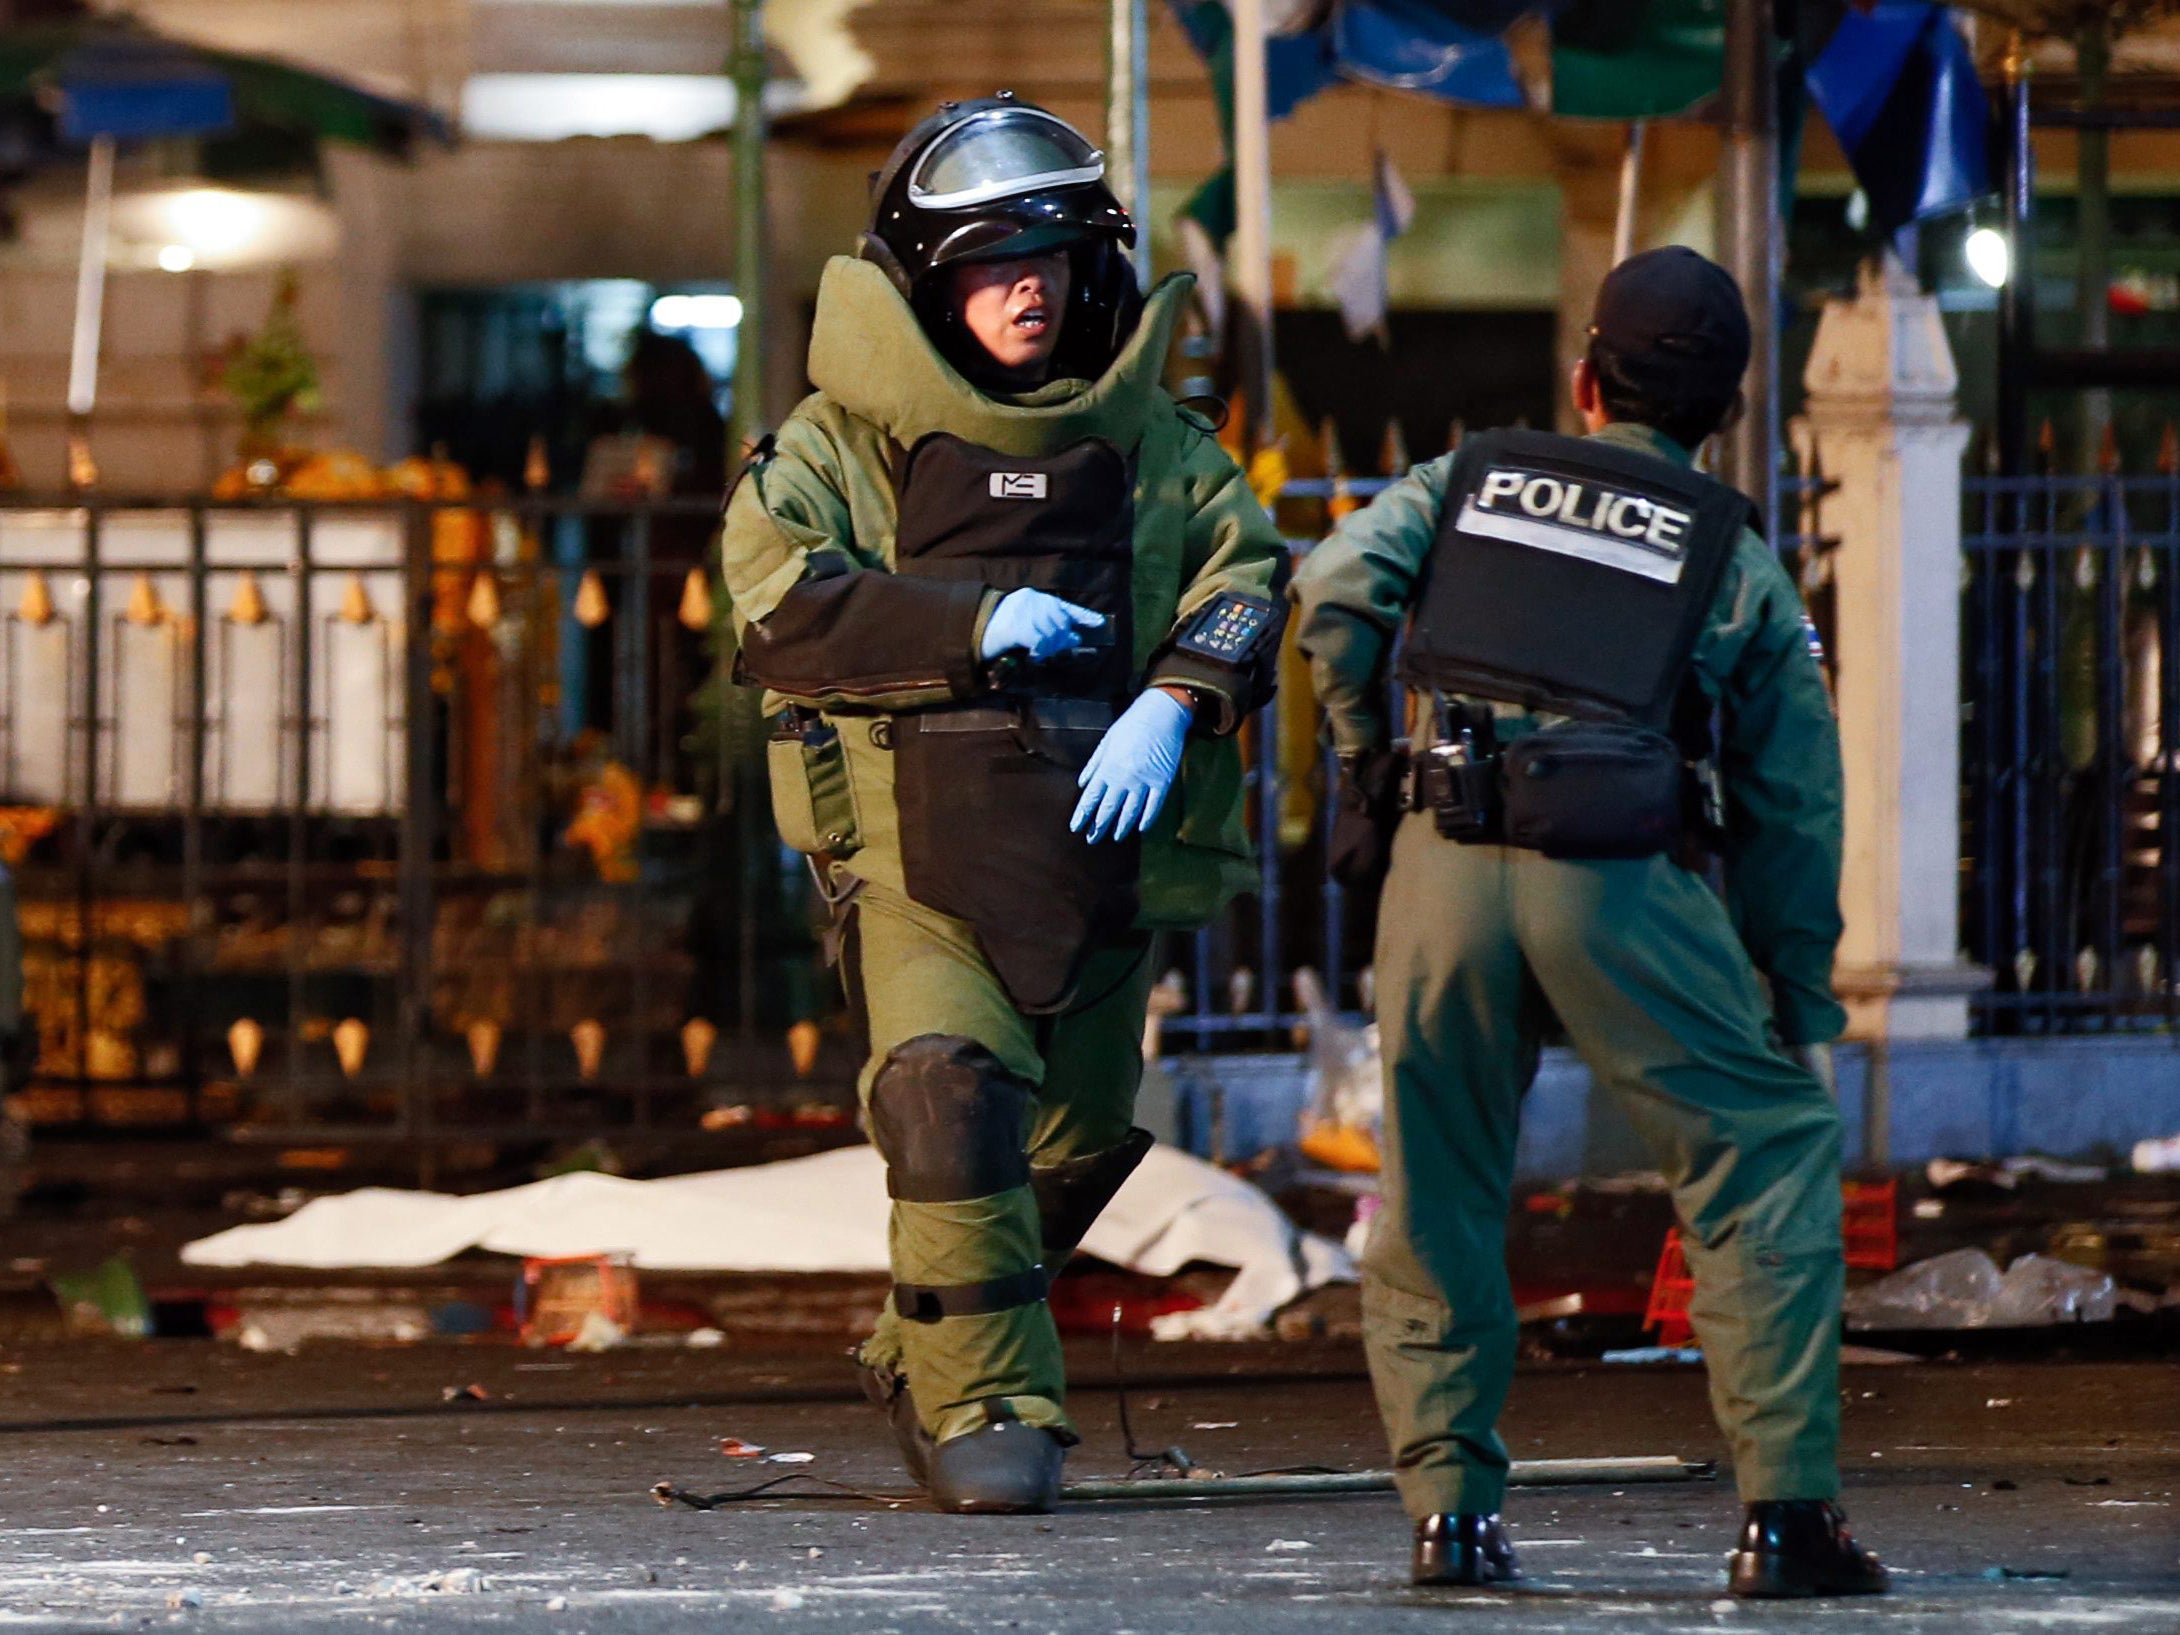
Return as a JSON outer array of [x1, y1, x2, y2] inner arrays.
[[521, 1254, 641, 1347], [165, 1588, 203, 1611], [1912, 1198, 1945, 1220], [142, 1434, 200, 1447], [719, 1438, 766, 1459], [1602, 1346, 1704, 1364], [441, 1383, 491, 1404], [764, 1452, 814, 1465], [2132, 1134, 2180, 1174], [232, 1295, 433, 1352], [769, 1587, 806, 1610], [1844, 1249, 2118, 1330], [686, 1327, 726, 1348], [1191, 1421, 1239, 1431], [1987, 1398, 2014, 1409], [51, 1257, 152, 1339], [367, 1567, 490, 1596], [564, 1310, 627, 1353], [546, 1594, 568, 1610], [1984, 1565, 2067, 1581], [1927, 1155, 2107, 1193], [1264, 1539, 1315, 1553]]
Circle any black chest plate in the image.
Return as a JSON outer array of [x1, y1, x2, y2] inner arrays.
[[1398, 428, 1751, 729], [892, 432, 1136, 696]]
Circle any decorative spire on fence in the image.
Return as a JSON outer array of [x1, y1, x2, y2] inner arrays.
[[1378, 418, 1408, 478]]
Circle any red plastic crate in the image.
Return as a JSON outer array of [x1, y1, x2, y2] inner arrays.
[[1842, 1178, 1900, 1272], [1643, 1229, 1695, 1348]]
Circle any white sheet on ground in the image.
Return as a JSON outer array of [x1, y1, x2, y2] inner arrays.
[[180, 1143, 1355, 1339]]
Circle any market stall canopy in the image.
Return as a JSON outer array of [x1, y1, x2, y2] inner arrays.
[[1173, 0, 1991, 238], [0, 17, 452, 155]]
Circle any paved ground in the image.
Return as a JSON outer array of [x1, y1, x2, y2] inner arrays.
[[0, 1340, 2172, 1632]]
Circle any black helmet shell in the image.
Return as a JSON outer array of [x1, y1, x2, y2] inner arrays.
[[860, 94, 1143, 383]]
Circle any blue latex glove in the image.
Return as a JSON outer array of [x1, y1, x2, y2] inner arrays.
[[1071, 688, 1193, 845], [980, 587, 1106, 663]]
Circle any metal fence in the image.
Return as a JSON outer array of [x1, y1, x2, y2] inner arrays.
[[1962, 464, 2180, 1034], [0, 490, 822, 1143], [15, 431, 2160, 1147]]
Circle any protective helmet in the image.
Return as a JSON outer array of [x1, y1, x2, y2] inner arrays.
[[860, 93, 1143, 383]]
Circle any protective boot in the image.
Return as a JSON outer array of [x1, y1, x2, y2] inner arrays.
[[853, 1352, 935, 1488], [928, 1419, 1068, 1515], [1411, 1513, 1520, 1587], [1727, 1501, 1888, 1598]]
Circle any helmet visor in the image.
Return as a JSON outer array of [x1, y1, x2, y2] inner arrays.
[[907, 108, 1105, 212]]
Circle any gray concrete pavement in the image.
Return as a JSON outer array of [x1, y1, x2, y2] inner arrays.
[[0, 1341, 2172, 1631]]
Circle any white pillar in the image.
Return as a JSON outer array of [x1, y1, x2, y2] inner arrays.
[[1801, 254, 1986, 1042]]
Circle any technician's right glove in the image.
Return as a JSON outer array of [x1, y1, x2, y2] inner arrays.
[[1327, 748, 1404, 891], [980, 587, 1106, 664]]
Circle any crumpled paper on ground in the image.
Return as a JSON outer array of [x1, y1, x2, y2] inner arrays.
[[183, 1143, 1355, 1339]]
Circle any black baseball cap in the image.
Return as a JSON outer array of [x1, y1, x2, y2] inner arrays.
[[1588, 246, 1751, 402]]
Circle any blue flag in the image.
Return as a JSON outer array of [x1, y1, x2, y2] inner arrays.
[[1331, 0, 1525, 108], [1805, 2, 1989, 235]]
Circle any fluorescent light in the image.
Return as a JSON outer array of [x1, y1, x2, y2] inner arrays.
[[651, 293, 742, 330], [460, 74, 735, 142], [1966, 227, 2010, 290], [107, 187, 338, 271]]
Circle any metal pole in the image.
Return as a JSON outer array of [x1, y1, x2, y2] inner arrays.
[[1716, 0, 1777, 525], [2074, 15, 2110, 472], [67, 135, 115, 419], [1230, 0, 1275, 450], [1061, 1456, 1714, 1503], [729, 0, 768, 471], [1612, 120, 1647, 267], [1996, 36, 2032, 480], [1107, 0, 1153, 289]]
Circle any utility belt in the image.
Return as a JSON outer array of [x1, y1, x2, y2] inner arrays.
[[1400, 695, 1722, 861]]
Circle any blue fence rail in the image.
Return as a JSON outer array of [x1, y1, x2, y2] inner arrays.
[[1963, 468, 2180, 1034]]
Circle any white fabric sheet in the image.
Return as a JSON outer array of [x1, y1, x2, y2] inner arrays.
[[181, 1143, 1355, 1338]]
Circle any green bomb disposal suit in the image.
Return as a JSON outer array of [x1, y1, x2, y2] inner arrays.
[[724, 257, 1288, 1447], [1293, 420, 1849, 1517]]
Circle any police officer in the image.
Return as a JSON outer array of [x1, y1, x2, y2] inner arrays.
[[1292, 247, 1886, 1597], [722, 95, 1288, 1514]]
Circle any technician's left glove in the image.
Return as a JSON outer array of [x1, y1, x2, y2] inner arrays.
[[1071, 688, 1193, 845]]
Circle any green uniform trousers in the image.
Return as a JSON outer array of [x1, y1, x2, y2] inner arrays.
[[845, 878, 1152, 1446], [1364, 812, 1845, 1516]]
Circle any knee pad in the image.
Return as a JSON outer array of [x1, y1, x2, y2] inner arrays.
[[869, 1034, 1032, 1203]]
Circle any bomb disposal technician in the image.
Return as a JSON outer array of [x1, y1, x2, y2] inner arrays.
[[1292, 247, 1887, 1599], [723, 96, 1287, 1515]]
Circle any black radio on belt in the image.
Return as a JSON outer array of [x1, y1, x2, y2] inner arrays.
[[1173, 592, 1280, 668]]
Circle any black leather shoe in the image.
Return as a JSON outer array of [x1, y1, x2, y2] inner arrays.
[[928, 1420, 1067, 1515], [1728, 1500, 1888, 1598], [853, 1354, 935, 1488], [1412, 1513, 1520, 1587]]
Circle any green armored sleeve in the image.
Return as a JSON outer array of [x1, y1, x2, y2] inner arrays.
[[1695, 534, 1847, 1046], [1146, 419, 1294, 736], [722, 408, 993, 711], [1289, 453, 1454, 754]]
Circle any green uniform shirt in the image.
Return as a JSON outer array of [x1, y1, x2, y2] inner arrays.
[[1291, 421, 1847, 1045]]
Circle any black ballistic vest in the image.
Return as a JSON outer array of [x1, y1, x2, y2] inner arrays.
[[1398, 428, 1752, 731], [887, 432, 1142, 1014]]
